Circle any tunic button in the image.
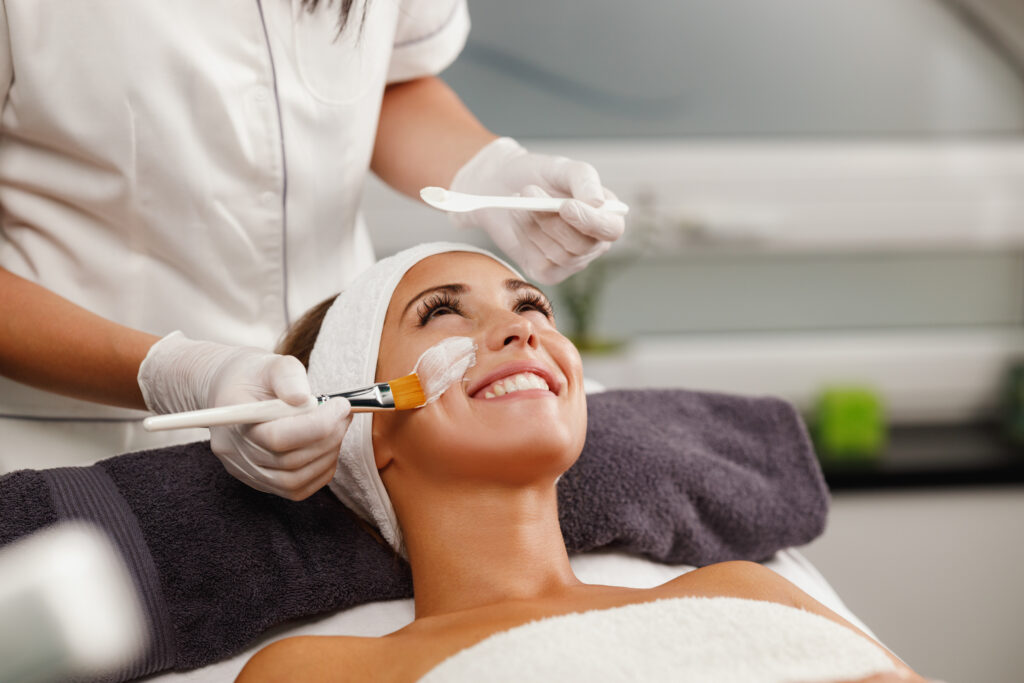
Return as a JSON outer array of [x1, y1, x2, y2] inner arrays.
[[253, 86, 271, 103], [261, 191, 276, 206]]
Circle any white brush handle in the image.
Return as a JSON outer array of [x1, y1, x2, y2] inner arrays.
[[142, 396, 318, 431]]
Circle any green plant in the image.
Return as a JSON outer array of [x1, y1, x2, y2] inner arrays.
[[558, 258, 624, 352]]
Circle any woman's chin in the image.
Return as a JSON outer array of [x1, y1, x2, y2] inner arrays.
[[477, 398, 580, 436], [483, 422, 581, 473], [423, 416, 579, 482]]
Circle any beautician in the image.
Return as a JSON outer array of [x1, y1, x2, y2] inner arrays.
[[0, 1, 624, 497]]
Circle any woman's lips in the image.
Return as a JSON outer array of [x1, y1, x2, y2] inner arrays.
[[466, 361, 563, 399]]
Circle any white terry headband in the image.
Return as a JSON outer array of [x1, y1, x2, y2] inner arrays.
[[307, 242, 520, 553]]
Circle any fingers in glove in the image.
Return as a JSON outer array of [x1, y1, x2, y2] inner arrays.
[[266, 354, 313, 406], [559, 199, 626, 242], [232, 429, 340, 472], [537, 157, 605, 207], [520, 218, 577, 271], [533, 158, 624, 241], [250, 447, 340, 501], [520, 216, 610, 275], [222, 446, 339, 501], [243, 398, 351, 464], [522, 186, 601, 257], [211, 416, 345, 499], [288, 452, 342, 501], [564, 160, 606, 208]]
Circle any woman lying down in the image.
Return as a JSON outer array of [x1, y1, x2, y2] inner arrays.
[[237, 243, 924, 683]]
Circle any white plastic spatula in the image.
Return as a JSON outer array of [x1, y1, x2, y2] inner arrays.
[[419, 186, 630, 216]]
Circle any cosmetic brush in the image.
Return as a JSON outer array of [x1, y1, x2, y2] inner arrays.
[[142, 336, 476, 431], [141, 376, 424, 431]]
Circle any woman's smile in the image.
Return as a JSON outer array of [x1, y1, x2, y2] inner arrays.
[[466, 359, 564, 400], [478, 372, 550, 400]]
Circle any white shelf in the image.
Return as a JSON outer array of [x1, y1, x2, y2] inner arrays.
[[579, 327, 1024, 424]]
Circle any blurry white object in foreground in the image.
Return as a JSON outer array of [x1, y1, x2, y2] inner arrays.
[[0, 522, 146, 683]]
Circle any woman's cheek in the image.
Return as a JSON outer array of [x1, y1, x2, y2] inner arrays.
[[548, 335, 583, 383]]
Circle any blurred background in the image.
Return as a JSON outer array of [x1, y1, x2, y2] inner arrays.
[[363, 1, 1024, 680]]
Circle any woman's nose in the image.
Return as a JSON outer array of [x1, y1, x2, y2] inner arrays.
[[484, 311, 538, 351]]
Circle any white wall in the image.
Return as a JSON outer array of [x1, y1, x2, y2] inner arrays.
[[443, 0, 1024, 137], [801, 487, 1024, 683]]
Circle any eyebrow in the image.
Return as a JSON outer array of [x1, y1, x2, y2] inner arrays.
[[505, 279, 547, 299], [401, 279, 550, 320]]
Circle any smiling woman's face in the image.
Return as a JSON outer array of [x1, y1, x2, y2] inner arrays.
[[372, 252, 587, 488]]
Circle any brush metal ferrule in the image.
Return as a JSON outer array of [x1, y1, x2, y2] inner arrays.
[[316, 382, 395, 412]]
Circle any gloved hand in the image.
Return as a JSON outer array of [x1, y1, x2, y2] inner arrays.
[[138, 331, 350, 500], [449, 137, 626, 284]]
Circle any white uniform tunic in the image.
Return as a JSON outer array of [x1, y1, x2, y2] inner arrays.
[[0, 0, 469, 470]]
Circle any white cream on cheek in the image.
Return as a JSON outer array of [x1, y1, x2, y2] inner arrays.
[[412, 336, 477, 404]]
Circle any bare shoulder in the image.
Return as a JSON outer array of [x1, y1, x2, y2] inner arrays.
[[236, 634, 383, 683], [659, 560, 804, 606], [659, 562, 925, 680]]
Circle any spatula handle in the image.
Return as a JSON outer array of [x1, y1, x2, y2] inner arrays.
[[480, 196, 629, 216]]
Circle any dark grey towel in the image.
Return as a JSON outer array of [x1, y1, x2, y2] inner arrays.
[[561, 390, 828, 562], [0, 389, 826, 680]]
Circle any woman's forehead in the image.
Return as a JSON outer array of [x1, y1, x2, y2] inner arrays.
[[396, 252, 517, 293]]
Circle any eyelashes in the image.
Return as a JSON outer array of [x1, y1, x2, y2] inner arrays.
[[416, 291, 464, 326], [415, 291, 554, 327], [513, 291, 555, 319]]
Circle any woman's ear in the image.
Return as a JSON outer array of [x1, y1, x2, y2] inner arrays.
[[371, 415, 395, 470]]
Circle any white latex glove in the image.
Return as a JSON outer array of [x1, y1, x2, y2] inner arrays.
[[449, 137, 626, 285], [138, 331, 350, 500]]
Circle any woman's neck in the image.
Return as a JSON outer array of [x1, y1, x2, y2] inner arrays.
[[396, 481, 582, 619]]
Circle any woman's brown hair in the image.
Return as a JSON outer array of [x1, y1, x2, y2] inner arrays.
[[275, 294, 338, 368]]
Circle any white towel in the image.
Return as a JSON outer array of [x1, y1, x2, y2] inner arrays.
[[418, 596, 896, 683]]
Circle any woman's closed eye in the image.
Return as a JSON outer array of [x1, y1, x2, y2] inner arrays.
[[416, 291, 464, 326], [513, 291, 554, 321]]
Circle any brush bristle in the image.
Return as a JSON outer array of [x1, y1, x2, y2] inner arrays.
[[389, 373, 426, 410]]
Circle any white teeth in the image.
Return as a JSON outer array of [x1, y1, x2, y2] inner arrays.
[[480, 372, 551, 399]]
